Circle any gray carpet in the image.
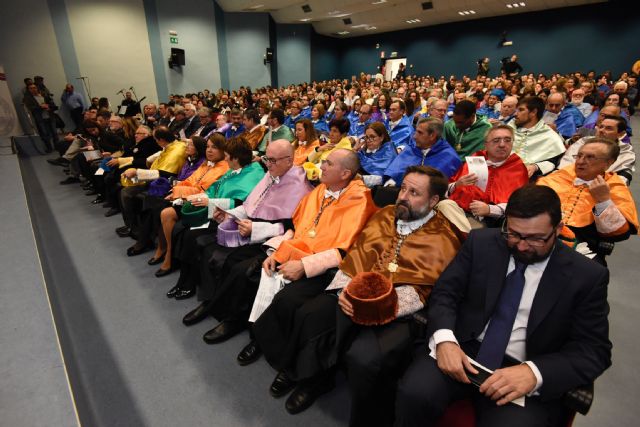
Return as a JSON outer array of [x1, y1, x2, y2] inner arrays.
[[4, 116, 640, 426]]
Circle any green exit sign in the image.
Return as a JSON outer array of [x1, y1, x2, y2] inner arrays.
[[170, 37, 178, 44]]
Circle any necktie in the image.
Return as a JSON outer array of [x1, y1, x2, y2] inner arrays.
[[475, 260, 528, 370]]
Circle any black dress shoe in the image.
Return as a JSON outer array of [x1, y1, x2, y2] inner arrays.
[[147, 254, 165, 265], [105, 208, 120, 217], [85, 189, 97, 196], [270, 371, 297, 398], [127, 244, 151, 257], [102, 202, 112, 208], [166, 285, 181, 298], [60, 176, 81, 185], [155, 267, 175, 278], [182, 301, 211, 326], [91, 195, 105, 204], [285, 377, 335, 415], [237, 340, 262, 366], [47, 157, 69, 166], [116, 226, 131, 237], [203, 320, 245, 344], [174, 288, 195, 300]]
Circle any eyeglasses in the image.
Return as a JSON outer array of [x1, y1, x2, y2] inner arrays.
[[572, 153, 609, 162], [135, 132, 148, 136], [261, 155, 291, 164], [487, 137, 512, 144], [501, 221, 556, 247], [364, 134, 380, 140]]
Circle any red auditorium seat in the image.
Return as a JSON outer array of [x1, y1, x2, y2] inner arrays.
[[435, 399, 576, 427]]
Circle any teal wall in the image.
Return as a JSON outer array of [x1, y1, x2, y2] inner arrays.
[[276, 24, 311, 86], [311, 3, 640, 80]]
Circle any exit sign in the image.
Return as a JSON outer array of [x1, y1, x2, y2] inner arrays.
[[170, 37, 178, 44]]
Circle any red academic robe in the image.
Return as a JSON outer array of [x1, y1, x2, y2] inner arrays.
[[449, 151, 529, 212]]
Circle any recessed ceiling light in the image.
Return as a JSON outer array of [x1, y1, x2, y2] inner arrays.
[[519, 2, 526, 5], [366, 26, 377, 30], [458, 10, 475, 15], [506, 4, 512, 8], [372, 0, 387, 4], [470, 10, 476, 14], [337, 31, 350, 35], [513, 3, 519, 7], [248, 4, 264, 9], [406, 19, 421, 24], [299, 18, 311, 22]]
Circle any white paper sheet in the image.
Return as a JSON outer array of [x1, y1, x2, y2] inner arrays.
[[248, 272, 288, 322], [465, 156, 489, 192]]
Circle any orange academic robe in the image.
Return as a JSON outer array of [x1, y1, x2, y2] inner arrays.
[[243, 125, 267, 151], [170, 160, 229, 199], [340, 206, 464, 302], [537, 164, 639, 237], [293, 139, 320, 166], [273, 179, 378, 265]]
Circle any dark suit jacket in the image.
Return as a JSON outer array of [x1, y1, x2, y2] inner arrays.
[[121, 136, 161, 169], [183, 116, 201, 138], [427, 228, 612, 400]]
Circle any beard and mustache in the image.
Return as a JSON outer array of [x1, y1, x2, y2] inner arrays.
[[395, 199, 431, 222]]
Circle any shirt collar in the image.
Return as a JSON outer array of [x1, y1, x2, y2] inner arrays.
[[269, 174, 280, 184], [366, 147, 379, 154], [207, 161, 216, 167], [324, 188, 343, 200], [298, 140, 308, 146], [421, 148, 430, 156], [573, 177, 592, 186], [271, 125, 281, 133], [232, 167, 242, 175], [486, 158, 507, 167], [396, 210, 435, 235], [250, 124, 261, 133]]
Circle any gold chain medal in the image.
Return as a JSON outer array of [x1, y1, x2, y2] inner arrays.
[[387, 262, 399, 272], [307, 228, 317, 238]]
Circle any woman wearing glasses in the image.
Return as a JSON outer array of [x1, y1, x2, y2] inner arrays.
[[357, 122, 397, 187]]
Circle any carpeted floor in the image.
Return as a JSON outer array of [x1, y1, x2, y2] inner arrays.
[[3, 116, 640, 426]]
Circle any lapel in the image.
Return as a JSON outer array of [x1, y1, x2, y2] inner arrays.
[[526, 242, 572, 338], [483, 232, 511, 322]]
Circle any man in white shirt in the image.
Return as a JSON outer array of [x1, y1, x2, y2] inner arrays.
[[396, 185, 612, 427]]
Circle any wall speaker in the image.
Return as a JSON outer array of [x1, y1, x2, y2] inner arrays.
[[265, 47, 274, 63], [421, 1, 433, 10], [169, 48, 185, 67], [343, 18, 352, 25], [302, 4, 312, 13]]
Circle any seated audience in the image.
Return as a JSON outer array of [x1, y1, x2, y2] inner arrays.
[[348, 103, 372, 138], [224, 108, 245, 140], [357, 122, 397, 187], [310, 103, 330, 135], [240, 108, 266, 151], [307, 118, 353, 167], [258, 108, 295, 154], [385, 100, 413, 150]]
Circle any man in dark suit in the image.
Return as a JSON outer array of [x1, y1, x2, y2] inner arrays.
[[182, 103, 201, 138], [395, 185, 612, 426]]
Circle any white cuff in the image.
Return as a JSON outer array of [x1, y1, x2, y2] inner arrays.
[[384, 179, 397, 187], [325, 269, 351, 291], [136, 169, 160, 181], [395, 286, 424, 318], [428, 329, 458, 358], [535, 160, 555, 175], [593, 202, 627, 234], [227, 205, 248, 220], [487, 203, 507, 218], [524, 361, 544, 395], [250, 222, 285, 244], [207, 198, 231, 219], [301, 249, 341, 278], [593, 199, 613, 216], [263, 229, 294, 251]]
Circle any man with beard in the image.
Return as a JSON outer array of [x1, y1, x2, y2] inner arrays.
[[396, 185, 612, 427], [252, 166, 466, 422]]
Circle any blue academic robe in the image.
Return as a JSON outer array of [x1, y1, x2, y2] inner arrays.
[[477, 105, 500, 120], [284, 114, 301, 130], [553, 108, 576, 139], [358, 142, 397, 176], [312, 119, 329, 134], [349, 118, 372, 137], [384, 138, 461, 184], [300, 106, 312, 119], [225, 124, 245, 139], [347, 111, 359, 124], [386, 115, 413, 149], [563, 103, 585, 128]]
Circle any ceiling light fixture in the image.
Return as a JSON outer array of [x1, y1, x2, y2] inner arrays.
[[458, 10, 476, 15], [506, 2, 525, 8], [337, 31, 350, 35], [299, 18, 311, 22], [372, 0, 387, 4], [406, 19, 421, 24], [248, 4, 264, 9]]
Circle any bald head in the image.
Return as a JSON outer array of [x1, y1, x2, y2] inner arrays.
[[267, 139, 294, 157], [264, 139, 294, 177], [334, 148, 360, 178], [546, 92, 566, 114]]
